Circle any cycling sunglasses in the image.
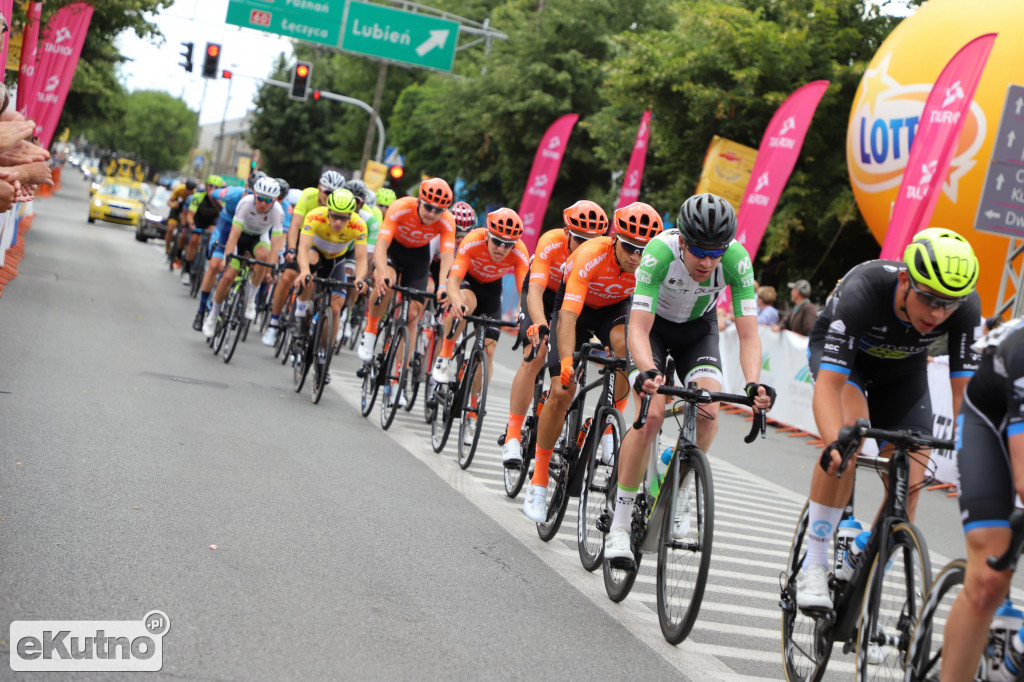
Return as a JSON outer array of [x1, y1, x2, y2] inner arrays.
[[909, 278, 963, 311], [420, 201, 445, 214], [568, 231, 595, 245], [328, 210, 351, 221], [489, 236, 515, 248], [255, 196, 274, 204], [686, 245, 727, 259], [617, 239, 644, 255]]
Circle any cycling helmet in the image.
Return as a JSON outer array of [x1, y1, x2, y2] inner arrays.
[[486, 207, 523, 242], [419, 177, 453, 209], [253, 176, 281, 200], [275, 178, 290, 197], [613, 202, 663, 244], [246, 170, 267, 191], [319, 170, 345, 191], [326, 188, 358, 214], [903, 227, 979, 298], [185, 179, 197, 191], [376, 187, 397, 207], [343, 179, 370, 206], [206, 174, 225, 189], [563, 200, 608, 238], [451, 201, 477, 230], [678, 193, 737, 249]]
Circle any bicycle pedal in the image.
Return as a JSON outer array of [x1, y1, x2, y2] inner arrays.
[[608, 556, 636, 572], [356, 367, 367, 378], [595, 512, 611, 534]]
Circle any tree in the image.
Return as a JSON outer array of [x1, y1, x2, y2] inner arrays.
[[80, 90, 195, 174]]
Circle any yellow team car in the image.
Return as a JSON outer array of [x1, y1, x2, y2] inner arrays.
[[88, 180, 147, 227]]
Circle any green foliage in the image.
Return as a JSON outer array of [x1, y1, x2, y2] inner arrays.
[[79, 90, 195, 174]]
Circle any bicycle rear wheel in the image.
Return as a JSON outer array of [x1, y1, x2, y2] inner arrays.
[[578, 409, 622, 571], [430, 383, 456, 453], [310, 308, 335, 404], [380, 326, 408, 430], [221, 291, 244, 364], [856, 521, 931, 681], [403, 352, 421, 412], [656, 446, 714, 644], [537, 416, 576, 542], [781, 501, 832, 682], [457, 350, 488, 470], [905, 559, 966, 682], [275, 295, 295, 361], [189, 245, 205, 298], [602, 458, 641, 603], [423, 378, 438, 424], [359, 330, 386, 418], [293, 320, 312, 393]]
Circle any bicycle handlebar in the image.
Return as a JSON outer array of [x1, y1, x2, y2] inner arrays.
[[633, 385, 765, 444], [988, 509, 1024, 572], [571, 343, 628, 371], [230, 254, 276, 269], [833, 418, 956, 478]]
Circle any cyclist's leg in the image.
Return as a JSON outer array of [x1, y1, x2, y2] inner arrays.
[[198, 216, 231, 317]]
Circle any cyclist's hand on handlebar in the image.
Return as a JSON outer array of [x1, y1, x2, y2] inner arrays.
[[632, 368, 663, 396], [559, 356, 575, 389], [436, 285, 449, 304], [373, 273, 390, 298], [744, 382, 777, 411], [284, 248, 296, 263], [527, 323, 548, 346], [355, 279, 367, 295], [818, 440, 842, 477], [451, 302, 467, 322]]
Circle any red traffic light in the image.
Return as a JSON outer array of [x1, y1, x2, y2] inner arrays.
[[389, 166, 405, 180], [222, 70, 232, 79], [296, 64, 309, 78], [207, 44, 219, 58], [312, 90, 320, 100]]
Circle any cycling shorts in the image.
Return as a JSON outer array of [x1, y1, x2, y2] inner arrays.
[[209, 216, 235, 261], [628, 308, 723, 387], [517, 285, 556, 348], [808, 345, 932, 434], [460, 275, 503, 340], [957, 393, 1015, 532], [228, 233, 269, 267], [546, 293, 630, 376], [311, 255, 353, 297], [385, 240, 430, 291]]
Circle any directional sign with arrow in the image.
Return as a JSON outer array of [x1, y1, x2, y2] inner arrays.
[[976, 84, 1024, 239], [340, 1, 459, 72]]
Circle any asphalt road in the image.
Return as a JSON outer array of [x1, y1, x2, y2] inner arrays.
[[0, 173, 1014, 681]]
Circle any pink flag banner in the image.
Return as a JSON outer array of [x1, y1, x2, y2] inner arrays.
[[616, 110, 652, 209], [0, 0, 15, 70], [24, 2, 94, 149], [880, 33, 997, 260], [16, 1, 42, 116], [518, 113, 579, 252], [735, 80, 830, 259]]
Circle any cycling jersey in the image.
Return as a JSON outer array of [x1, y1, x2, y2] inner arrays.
[[212, 187, 246, 222], [360, 206, 381, 254], [965, 317, 1024, 432], [560, 237, 635, 314], [448, 228, 529, 285], [528, 229, 571, 293], [232, 195, 285, 237], [186, 191, 221, 230], [632, 230, 757, 321], [378, 196, 456, 252], [810, 260, 981, 377], [300, 206, 367, 258], [292, 187, 321, 221]]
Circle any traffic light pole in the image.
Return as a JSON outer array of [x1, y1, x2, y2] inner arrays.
[[214, 75, 233, 175]]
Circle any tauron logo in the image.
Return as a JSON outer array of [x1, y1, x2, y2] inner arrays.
[[10, 611, 169, 672]]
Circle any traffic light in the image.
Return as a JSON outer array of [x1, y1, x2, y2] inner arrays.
[[289, 61, 312, 101], [389, 165, 404, 181], [221, 69, 232, 80], [312, 90, 321, 101], [179, 42, 194, 73], [201, 43, 221, 79]]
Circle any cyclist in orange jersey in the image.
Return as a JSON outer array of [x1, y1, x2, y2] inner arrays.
[[522, 202, 664, 523], [358, 177, 457, 363], [501, 200, 610, 467]]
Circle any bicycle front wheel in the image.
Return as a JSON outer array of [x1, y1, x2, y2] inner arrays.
[[905, 559, 966, 682], [430, 384, 455, 453], [536, 420, 575, 542], [504, 412, 535, 499], [310, 308, 335, 404], [578, 409, 623, 571], [656, 445, 714, 644], [781, 501, 832, 682], [380, 326, 408, 430], [189, 248, 205, 298], [602, 457, 641, 603], [856, 521, 931, 681], [222, 292, 245, 364], [457, 350, 488, 470], [293, 321, 312, 393]]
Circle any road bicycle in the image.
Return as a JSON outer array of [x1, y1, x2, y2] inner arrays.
[[780, 419, 953, 681], [601, 381, 763, 644], [904, 511, 1024, 681], [429, 313, 518, 469], [289, 275, 353, 403], [209, 254, 274, 363], [497, 336, 547, 499], [188, 229, 209, 298]]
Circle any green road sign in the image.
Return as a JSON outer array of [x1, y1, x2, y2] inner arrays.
[[340, 1, 458, 72], [225, 0, 345, 48]]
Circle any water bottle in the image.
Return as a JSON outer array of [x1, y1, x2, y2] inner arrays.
[[649, 447, 673, 499], [833, 517, 863, 581], [988, 600, 1024, 681]]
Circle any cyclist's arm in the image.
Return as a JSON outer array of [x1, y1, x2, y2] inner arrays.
[[526, 282, 547, 331], [353, 243, 368, 286], [373, 234, 390, 275], [950, 376, 969, 426], [812, 368, 848, 474], [445, 270, 466, 319], [296, 233, 313, 278], [556, 308, 578, 364]]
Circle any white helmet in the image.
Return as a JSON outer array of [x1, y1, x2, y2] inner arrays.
[[319, 170, 345, 191], [253, 176, 281, 200]]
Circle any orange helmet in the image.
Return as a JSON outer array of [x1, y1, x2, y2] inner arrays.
[[613, 202, 662, 245], [486, 208, 523, 242], [563, 200, 608, 238], [419, 178, 453, 209]]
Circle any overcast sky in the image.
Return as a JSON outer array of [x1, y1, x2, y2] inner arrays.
[[116, 0, 297, 127]]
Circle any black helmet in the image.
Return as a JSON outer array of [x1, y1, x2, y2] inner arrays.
[[275, 177, 290, 196], [246, 170, 267, 192], [677, 193, 737, 249], [185, 179, 197, 191]]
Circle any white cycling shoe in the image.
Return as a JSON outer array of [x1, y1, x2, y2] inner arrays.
[[522, 484, 547, 522]]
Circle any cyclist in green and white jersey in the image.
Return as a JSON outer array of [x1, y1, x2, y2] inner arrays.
[[605, 193, 776, 566]]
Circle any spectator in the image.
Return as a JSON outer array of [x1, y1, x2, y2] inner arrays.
[[756, 285, 780, 326], [773, 278, 816, 336]]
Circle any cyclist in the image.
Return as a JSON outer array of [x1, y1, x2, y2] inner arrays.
[[501, 200, 609, 467], [262, 170, 345, 347], [182, 175, 226, 328], [605, 193, 775, 566], [335, 179, 380, 344], [295, 188, 369, 380], [358, 177, 456, 363], [521, 202, 662, 523], [164, 179, 196, 267], [940, 316, 1024, 680], [376, 187, 397, 220], [201, 177, 284, 337], [796, 227, 981, 613]]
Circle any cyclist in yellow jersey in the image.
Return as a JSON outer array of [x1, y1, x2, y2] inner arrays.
[[164, 179, 196, 265], [263, 170, 346, 347]]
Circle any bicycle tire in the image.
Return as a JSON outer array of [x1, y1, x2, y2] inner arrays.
[[656, 445, 714, 644], [430, 383, 455, 453], [310, 307, 335, 404], [781, 501, 832, 682], [293, 318, 312, 393], [403, 352, 421, 413], [602, 457, 641, 603], [360, 328, 387, 417], [333, 306, 348, 356], [221, 290, 244, 364], [504, 411, 535, 499], [904, 559, 966, 682], [189, 245, 205, 298], [380, 325, 409, 430], [457, 350, 488, 470], [578, 409, 623, 571], [423, 378, 438, 424], [536, 411, 576, 542], [275, 294, 295, 361], [856, 521, 931, 680], [347, 301, 366, 351], [210, 289, 234, 355]]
